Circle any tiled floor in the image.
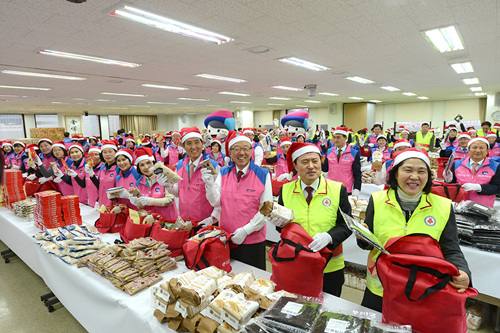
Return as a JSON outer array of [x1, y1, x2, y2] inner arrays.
[[0, 240, 496, 332]]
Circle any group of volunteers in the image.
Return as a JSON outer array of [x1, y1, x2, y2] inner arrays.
[[2, 116, 498, 317]]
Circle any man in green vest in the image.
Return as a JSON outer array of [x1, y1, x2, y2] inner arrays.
[[415, 123, 435, 151], [477, 121, 499, 138], [276, 142, 352, 297]]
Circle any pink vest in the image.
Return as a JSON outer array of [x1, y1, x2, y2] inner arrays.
[[210, 152, 225, 167], [327, 145, 356, 192], [368, 134, 379, 146], [489, 143, 500, 158], [155, 148, 168, 164], [455, 157, 497, 207], [275, 154, 288, 177], [55, 158, 74, 197], [10, 152, 25, 168], [70, 159, 88, 205], [116, 167, 140, 209], [276, 142, 283, 156], [41, 153, 56, 169], [86, 163, 100, 207], [176, 156, 217, 221], [136, 176, 178, 219], [251, 142, 262, 163], [220, 163, 267, 244], [371, 147, 392, 162], [446, 137, 459, 149], [453, 148, 469, 160], [168, 146, 180, 165], [97, 164, 119, 207], [4, 152, 13, 168]]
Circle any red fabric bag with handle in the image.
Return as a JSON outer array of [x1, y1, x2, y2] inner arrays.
[[119, 215, 158, 243], [376, 234, 477, 333], [95, 208, 129, 233], [269, 223, 334, 298], [24, 179, 56, 198], [431, 181, 467, 203], [182, 225, 232, 272], [149, 219, 199, 257]]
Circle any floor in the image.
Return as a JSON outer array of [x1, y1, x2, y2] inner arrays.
[[0, 240, 495, 332]]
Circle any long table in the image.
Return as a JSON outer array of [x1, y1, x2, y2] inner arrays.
[[0, 205, 381, 333]]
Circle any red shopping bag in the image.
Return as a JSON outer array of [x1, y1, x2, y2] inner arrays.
[[271, 179, 287, 196], [376, 234, 477, 333], [119, 216, 157, 243], [149, 219, 199, 257], [24, 179, 56, 198], [269, 223, 334, 298], [95, 209, 129, 233], [182, 225, 232, 272], [431, 181, 467, 203]]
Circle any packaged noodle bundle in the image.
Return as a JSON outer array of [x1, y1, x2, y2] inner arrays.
[[150, 161, 183, 183], [259, 202, 295, 228]]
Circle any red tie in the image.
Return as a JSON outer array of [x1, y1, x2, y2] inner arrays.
[[237, 170, 244, 182], [471, 162, 478, 175], [189, 163, 195, 181], [305, 186, 314, 205]]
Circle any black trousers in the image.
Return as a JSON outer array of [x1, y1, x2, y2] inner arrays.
[[230, 241, 267, 271], [361, 287, 383, 312], [323, 268, 345, 297]]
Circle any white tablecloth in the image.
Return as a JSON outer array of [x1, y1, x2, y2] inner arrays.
[[0, 205, 380, 333]]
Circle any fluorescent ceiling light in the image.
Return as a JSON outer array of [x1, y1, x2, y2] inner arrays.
[[178, 97, 208, 101], [230, 101, 252, 104], [124, 105, 150, 108], [462, 78, 479, 85], [469, 87, 482, 92], [141, 83, 188, 90], [451, 62, 474, 74], [380, 86, 400, 91], [147, 101, 177, 105], [194, 74, 246, 83], [318, 92, 339, 96], [0, 94, 27, 98], [1, 70, 86, 81], [348, 97, 363, 100], [269, 97, 291, 100], [295, 105, 308, 107], [268, 103, 285, 106], [101, 107, 128, 109], [402, 92, 417, 96], [345, 76, 374, 84], [0, 85, 51, 91], [271, 85, 303, 91], [423, 25, 464, 53], [218, 92, 250, 97], [101, 92, 147, 97], [52, 102, 91, 105], [38, 49, 140, 68], [112, 6, 232, 45], [204, 104, 221, 107], [369, 100, 382, 103], [73, 98, 116, 102], [304, 100, 321, 103], [417, 96, 429, 100], [278, 57, 330, 71], [475, 92, 486, 96]]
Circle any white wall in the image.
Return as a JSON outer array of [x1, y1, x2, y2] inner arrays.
[[253, 110, 274, 127], [24, 114, 35, 138], [100, 115, 109, 139], [239, 110, 254, 128]]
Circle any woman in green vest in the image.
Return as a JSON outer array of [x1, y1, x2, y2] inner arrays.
[[357, 148, 471, 311]]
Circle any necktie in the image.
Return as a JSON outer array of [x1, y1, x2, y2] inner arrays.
[[471, 162, 478, 175], [337, 149, 341, 163], [189, 163, 195, 181], [237, 170, 244, 182], [462, 149, 467, 153], [305, 186, 314, 205]]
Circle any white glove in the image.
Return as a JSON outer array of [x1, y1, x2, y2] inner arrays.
[[199, 216, 215, 228], [53, 177, 63, 183], [53, 167, 64, 178], [67, 169, 78, 178], [22, 173, 28, 178], [444, 170, 453, 183], [308, 232, 332, 252], [130, 197, 141, 207], [352, 189, 360, 197], [137, 197, 151, 206], [201, 167, 215, 187], [440, 141, 447, 150], [93, 202, 100, 211], [34, 155, 43, 166], [462, 183, 481, 192], [231, 227, 248, 245], [368, 143, 374, 148], [27, 174, 37, 181], [160, 147, 168, 158], [178, 146, 185, 155], [39, 177, 51, 184], [277, 173, 292, 181], [11, 165, 20, 170], [85, 164, 94, 177], [118, 190, 131, 199]]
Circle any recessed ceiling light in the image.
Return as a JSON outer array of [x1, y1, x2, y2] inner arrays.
[[178, 97, 209, 101], [369, 100, 382, 103], [141, 83, 188, 90], [74, 98, 116, 102], [278, 57, 330, 71], [380, 86, 400, 91], [204, 104, 222, 107], [147, 101, 177, 105], [111, 5, 232, 45], [194, 74, 246, 83], [38, 49, 141, 68], [451, 62, 474, 74], [318, 92, 339, 96], [469, 87, 482, 92], [271, 86, 303, 91], [423, 25, 464, 53], [101, 92, 147, 97], [417, 96, 429, 100], [474, 92, 486, 96], [0, 94, 27, 98], [402, 92, 417, 96], [269, 97, 291, 100], [462, 78, 479, 85], [0, 85, 51, 91], [230, 101, 252, 104], [348, 97, 363, 100], [268, 103, 285, 106], [218, 92, 250, 97], [345, 76, 374, 84], [123, 105, 150, 107], [304, 100, 321, 103], [1, 70, 86, 81]]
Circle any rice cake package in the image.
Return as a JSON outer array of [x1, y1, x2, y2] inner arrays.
[[182, 313, 204, 333], [168, 315, 184, 331], [202, 289, 239, 324], [199, 266, 225, 281], [217, 275, 233, 292], [197, 316, 219, 333], [221, 293, 260, 330], [249, 278, 275, 296], [165, 303, 181, 318], [262, 296, 322, 332], [200, 159, 217, 175], [154, 308, 168, 324], [177, 270, 198, 287], [265, 290, 296, 302], [181, 275, 218, 306], [176, 296, 214, 318], [311, 312, 369, 333], [150, 162, 182, 183], [217, 322, 236, 333], [242, 287, 272, 311], [230, 271, 255, 290]]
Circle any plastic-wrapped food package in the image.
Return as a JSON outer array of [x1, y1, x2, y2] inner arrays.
[[454, 200, 496, 220], [311, 312, 369, 333], [261, 296, 322, 332], [366, 322, 413, 332]]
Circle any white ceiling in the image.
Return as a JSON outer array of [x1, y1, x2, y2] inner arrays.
[[0, 0, 498, 116]]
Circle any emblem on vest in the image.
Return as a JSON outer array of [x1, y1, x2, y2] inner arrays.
[[130, 183, 134, 187], [155, 188, 160, 192], [482, 171, 488, 175], [322, 198, 331, 207], [424, 215, 436, 227], [110, 174, 114, 178]]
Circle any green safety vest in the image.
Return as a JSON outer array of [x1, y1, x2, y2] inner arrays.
[[365, 189, 451, 296], [477, 128, 498, 137], [415, 131, 434, 151], [281, 177, 345, 273]]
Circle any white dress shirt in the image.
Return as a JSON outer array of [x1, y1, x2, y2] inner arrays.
[[300, 177, 320, 198]]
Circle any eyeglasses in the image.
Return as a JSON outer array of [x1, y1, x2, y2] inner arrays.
[[231, 147, 252, 153]]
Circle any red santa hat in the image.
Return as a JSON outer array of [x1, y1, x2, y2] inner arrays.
[[376, 134, 387, 141], [242, 128, 254, 135], [400, 128, 410, 135], [88, 136, 97, 141], [145, 133, 151, 138], [457, 132, 471, 140], [296, 133, 306, 140], [334, 126, 348, 136], [69, 143, 84, 154], [101, 140, 118, 151], [88, 146, 101, 154], [467, 127, 477, 133], [115, 148, 134, 163], [393, 148, 430, 168], [393, 139, 412, 150], [3, 141, 13, 147], [126, 137, 136, 143], [141, 138, 152, 146], [24, 143, 39, 152], [286, 142, 321, 173], [225, 131, 252, 154], [13, 141, 26, 147], [280, 137, 292, 147], [493, 123, 500, 129], [180, 126, 203, 143], [486, 131, 497, 138], [52, 141, 66, 150], [171, 131, 180, 137], [211, 138, 223, 147], [467, 136, 489, 149], [134, 147, 154, 165], [37, 137, 52, 146]]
